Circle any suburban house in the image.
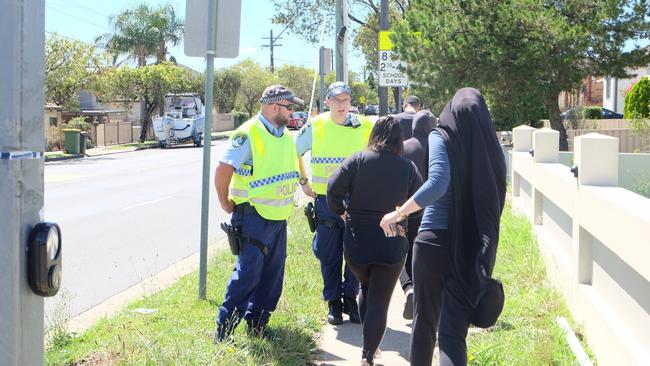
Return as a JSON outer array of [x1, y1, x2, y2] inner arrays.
[[602, 66, 649, 114], [558, 75, 604, 112]]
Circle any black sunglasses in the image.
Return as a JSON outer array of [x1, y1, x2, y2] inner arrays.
[[272, 103, 293, 111]]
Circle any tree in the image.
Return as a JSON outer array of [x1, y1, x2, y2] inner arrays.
[[96, 3, 184, 67], [232, 59, 277, 117], [96, 63, 197, 142], [45, 34, 100, 110], [393, 0, 650, 149], [214, 68, 242, 113], [625, 77, 650, 118], [276, 64, 315, 110]]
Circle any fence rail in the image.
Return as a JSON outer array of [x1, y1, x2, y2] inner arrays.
[[510, 126, 650, 365]]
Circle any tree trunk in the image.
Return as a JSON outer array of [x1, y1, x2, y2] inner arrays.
[[139, 97, 158, 143], [543, 92, 569, 151]]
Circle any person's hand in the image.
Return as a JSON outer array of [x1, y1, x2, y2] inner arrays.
[[301, 182, 316, 198], [221, 199, 235, 214], [340, 211, 348, 221], [380, 210, 402, 234]]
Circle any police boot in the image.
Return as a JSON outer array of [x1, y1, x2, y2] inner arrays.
[[214, 321, 236, 343], [343, 296, 361, 323], [327, 300, 344, 325]]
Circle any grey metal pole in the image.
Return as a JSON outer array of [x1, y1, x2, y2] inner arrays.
[[319, 46, 326, 113], [1, 0, 45, 364], [335, 0, 348, 83], [396, 88, 402, 113], [199, 0, 218, 299], [379, 0, 389, 116]]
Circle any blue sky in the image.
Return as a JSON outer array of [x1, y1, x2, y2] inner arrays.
[[45, 0, 367, 74]]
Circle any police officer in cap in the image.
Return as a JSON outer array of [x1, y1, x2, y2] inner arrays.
[[213, 85, 303, 341], [295, 81, 374, 325]]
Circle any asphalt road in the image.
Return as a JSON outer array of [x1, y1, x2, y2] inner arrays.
[[44, 141, 231, 322]]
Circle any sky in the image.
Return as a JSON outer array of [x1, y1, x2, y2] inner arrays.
[[45, 0, 367, 74]]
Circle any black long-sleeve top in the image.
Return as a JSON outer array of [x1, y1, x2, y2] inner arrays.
[[327, 150, 422, 226]]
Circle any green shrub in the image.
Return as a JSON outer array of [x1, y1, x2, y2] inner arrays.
[[232, 110, 249, 128], [624, 77, 650, 119], [582, 106, 602, 119]]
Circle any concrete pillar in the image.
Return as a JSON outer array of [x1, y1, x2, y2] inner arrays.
[[571, 133, 619, 287], [0, 0, 46, 364], [511, 125, 535, 197], [574, 133, 619, 186], [533, 127, 559, 164]]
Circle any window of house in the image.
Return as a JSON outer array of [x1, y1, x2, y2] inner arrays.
[[49, 117, 58, 127]]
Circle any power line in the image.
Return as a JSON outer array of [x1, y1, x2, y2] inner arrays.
[[46, 5, 110, 31]]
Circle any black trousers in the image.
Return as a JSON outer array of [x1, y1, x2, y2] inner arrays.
[[346, 257, 405, 362], [398, 215, 422, 291], [410, 230, 473, 366]]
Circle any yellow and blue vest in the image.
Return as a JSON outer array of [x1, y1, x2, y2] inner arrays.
[[229, 118, 299, 220], [310, 113, 373, 194]]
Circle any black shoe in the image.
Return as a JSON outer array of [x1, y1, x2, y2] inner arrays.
[[327, 300, 344, 325], [246, 319, 268, 338], [343, 296, 361, 323], [403, 288, 414, 320], [213, 313, 240, 343]]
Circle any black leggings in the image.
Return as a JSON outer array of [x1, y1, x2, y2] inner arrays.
[[410, 230, 472, 366], [399, 215, 422, 291], [346, 258, 405, 362]]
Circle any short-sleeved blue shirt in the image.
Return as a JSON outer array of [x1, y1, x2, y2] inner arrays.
[[295, 112, 357, 156], [219, 114, 286, 169]]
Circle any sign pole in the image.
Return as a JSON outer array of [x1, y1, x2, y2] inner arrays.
[[198, 0, 217, 299]]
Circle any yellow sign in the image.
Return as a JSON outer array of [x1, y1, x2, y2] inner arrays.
[[378, 31, 394, 51], [358, 96, 366, 104]]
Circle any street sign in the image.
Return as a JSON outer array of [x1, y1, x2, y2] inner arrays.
[[378, 50, 408, 87], [184, 0, 242, 58]]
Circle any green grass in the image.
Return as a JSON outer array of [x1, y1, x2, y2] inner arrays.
[[45, 151, 66, 159], [211, 131, 234, 140], [46, 204, 594, 365], [107, 141, 160, 150], [45, 210, 325, 365], [466, 204, 595, 365]]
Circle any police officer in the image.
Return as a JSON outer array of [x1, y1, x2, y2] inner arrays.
[[295, 82, 373, 325], [213, 85, 303, 342]]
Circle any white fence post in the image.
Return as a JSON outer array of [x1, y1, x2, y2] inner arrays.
[[512, 125, 535, 197], [572, 133, 619, 286], [532, 128, 559, 225]]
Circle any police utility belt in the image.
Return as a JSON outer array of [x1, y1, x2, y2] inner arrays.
[[303, 196, 344, 233], [220, 204, 269, 256]]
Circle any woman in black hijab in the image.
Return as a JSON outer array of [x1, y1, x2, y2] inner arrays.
[[381, 88, 506, 366]]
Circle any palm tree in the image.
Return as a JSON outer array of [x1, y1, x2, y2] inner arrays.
[[96, 3, 184, 67]]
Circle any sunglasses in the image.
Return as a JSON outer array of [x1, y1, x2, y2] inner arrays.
[[272, 103, 293, 111]]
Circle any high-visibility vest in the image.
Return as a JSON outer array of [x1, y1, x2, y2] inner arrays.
[[310, 113, 373, 194], [229, 117, 299, 220]]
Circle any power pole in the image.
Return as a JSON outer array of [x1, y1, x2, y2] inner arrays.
[[335, 0, 348, 83], [378, 0, 389, 115], [1, 0, 46, 364], [262, 26, 289, 73]]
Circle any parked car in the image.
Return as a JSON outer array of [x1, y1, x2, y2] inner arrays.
[[288, 112, 305, 130], [364, 105, 379, 115], [560, 107, 623, 120]]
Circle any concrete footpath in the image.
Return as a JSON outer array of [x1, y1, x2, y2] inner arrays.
[[314, 284, 430, 366]]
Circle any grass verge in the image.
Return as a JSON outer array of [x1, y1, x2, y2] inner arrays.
[[46, 210, 325, 365], [466, 204, 595, 365], [46, 203, 594, 365], [107, 141, 160, 150]]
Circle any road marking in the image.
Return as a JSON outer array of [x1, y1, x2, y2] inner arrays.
[[122, 196, 173, 211]]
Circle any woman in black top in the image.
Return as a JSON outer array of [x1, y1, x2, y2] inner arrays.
[[327, 116, 422, 366]]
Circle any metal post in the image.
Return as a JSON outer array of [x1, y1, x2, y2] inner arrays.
[[270, 30, 274, 73], [396, 88, 402, 113], [1, 0, 45, 364], [335, 0, 348, 83], [378, 0, 389, 115], [319, 46, 326, 113], [199, 0, 217, 299]]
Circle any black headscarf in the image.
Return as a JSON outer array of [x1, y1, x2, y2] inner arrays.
[[412, 110, 436, 147], [436, 88, 506, 307]]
